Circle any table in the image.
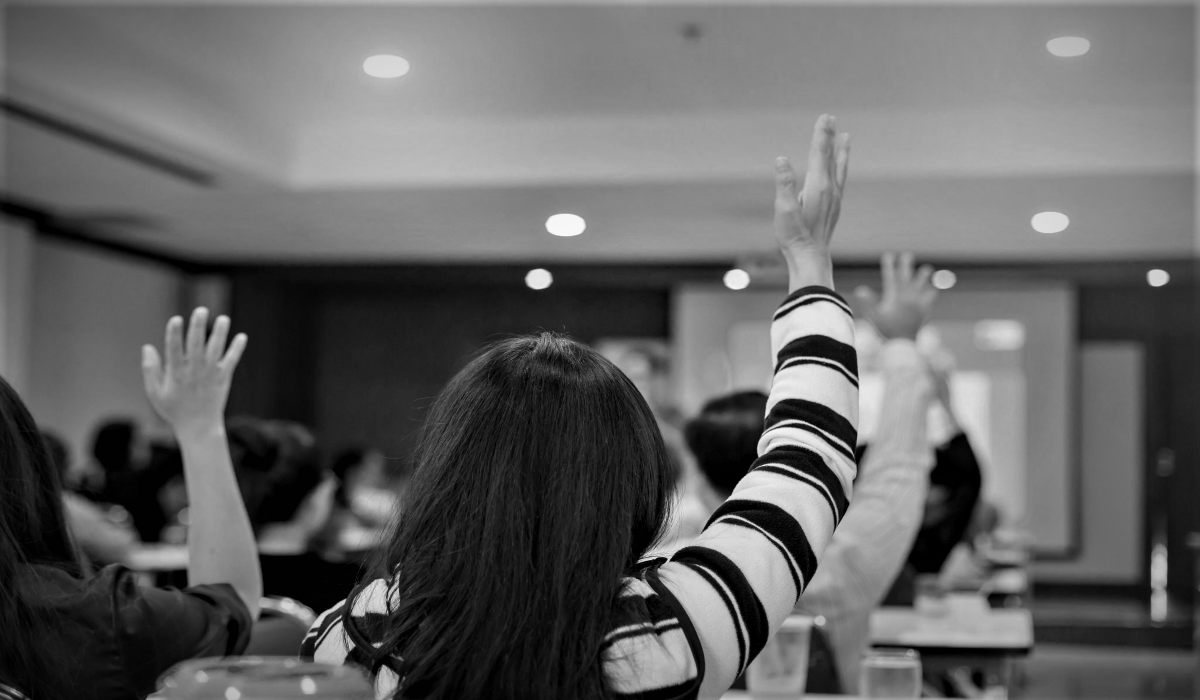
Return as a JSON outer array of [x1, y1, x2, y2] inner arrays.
[[871, 606, 1032, 696], [126, 544, 189, 572]]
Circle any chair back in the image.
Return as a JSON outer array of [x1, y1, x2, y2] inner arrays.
[[243, 596, 318, 656], [153, 657, 372, 699]]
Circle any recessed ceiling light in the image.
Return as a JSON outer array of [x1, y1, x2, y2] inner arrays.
[[545, 213, 586, 237], [1047, 37, 1091, 58], [1031, 211, 1070, 234], [723, 269, 750, 290], [1147, 269, 1170, 287], [363, 54, 410, 79], [932, 269, 957, 290], [525, 268, 553, 290]]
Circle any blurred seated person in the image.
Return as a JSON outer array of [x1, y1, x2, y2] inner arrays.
[[681, 254, 940, 693], [42, 431, 139, 568], [330, 447, 399, 529], [874, 361, 984, 606], [80, 418, 183, 542], [228, 417, 362, 613]]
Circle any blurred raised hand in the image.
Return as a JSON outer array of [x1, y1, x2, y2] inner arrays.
[[855, 252, 937, 340], [774, 114, 850, 255], [142, 308, 247, 435]]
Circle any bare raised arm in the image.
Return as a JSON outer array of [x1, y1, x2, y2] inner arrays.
[[142, 308, 261, 619]]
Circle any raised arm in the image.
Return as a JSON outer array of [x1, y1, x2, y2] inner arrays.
[[142, 308, 262, 619], [652, 115, 856, 697], [797, 253, 938, 692]]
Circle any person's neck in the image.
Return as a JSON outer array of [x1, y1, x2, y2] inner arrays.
[[256, 523, 310, 555]]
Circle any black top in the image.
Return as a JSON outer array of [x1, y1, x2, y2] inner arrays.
[[17, 564, 250, 699]]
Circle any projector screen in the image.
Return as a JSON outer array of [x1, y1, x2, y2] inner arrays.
[[672, 282, 1076, 556]]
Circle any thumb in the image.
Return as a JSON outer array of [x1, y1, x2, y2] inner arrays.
[[141, 345, 163, 399]]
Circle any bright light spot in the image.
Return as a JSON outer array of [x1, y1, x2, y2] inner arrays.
[[224, 688, 241, 700], [545, 213, 586, 237], [362, 54, 410, 78], [1031, 211, 1070, 234], [300, 677, 317, 695], [723, 268, 750, 290], [1147, 269, 1170, 287], [1047, 37, 1091, 57], [813, 615, 827, 627], [974, 320, 1026, 351], [525, 268, 553, 290], [195, 672, 209, 683], [932, 269, 957, 290]]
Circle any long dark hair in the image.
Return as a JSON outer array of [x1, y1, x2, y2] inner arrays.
[[0, 376, 84, 698], [353, 332, 676, 700]]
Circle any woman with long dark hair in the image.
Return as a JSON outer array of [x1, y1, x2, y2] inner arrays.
[[302, 115, 857, 700], [0, 311, 262, 699]]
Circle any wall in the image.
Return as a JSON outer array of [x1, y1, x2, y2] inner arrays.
[[0, 220, 35, 393], [23, 237, 183, 465], [673, 282, 1076, 555], [228, 270, 670, 462]]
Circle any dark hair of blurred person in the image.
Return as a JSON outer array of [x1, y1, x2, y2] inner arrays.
[[683, 391, 769, 498], [85, 419, 182, 542], [0, 378, 84, 698], [336, 332, 676, 698], [43, 432, 138, 568], [227, 417, 353, 613]]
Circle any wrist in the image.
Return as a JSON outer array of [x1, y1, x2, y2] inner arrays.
[[174, 420, 226, 444], [782, 245, 833, 292]]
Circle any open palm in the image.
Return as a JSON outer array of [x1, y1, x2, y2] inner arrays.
[[142, 307, 247, 433]]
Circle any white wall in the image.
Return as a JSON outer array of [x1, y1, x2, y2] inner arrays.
[[23, 238, 183, 466], [1034, 343, 1144, 584]]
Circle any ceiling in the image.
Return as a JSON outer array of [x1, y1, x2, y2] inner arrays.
[[3, 2, 1196, 263]]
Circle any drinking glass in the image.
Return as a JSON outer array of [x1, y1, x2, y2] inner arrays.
[[859, 649, 922, 698], [746, 615, 813, 699]]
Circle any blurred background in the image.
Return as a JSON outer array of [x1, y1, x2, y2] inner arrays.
[[1, 1, 1198, 696]]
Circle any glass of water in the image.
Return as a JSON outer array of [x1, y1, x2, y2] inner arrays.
[[859, 648, 922, 698], [746, 615, 814, 699]]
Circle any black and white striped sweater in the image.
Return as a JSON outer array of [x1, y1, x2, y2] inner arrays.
[[300, 285, 859, 699]]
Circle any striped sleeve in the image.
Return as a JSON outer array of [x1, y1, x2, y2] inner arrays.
[[657, 286, 859, 697]]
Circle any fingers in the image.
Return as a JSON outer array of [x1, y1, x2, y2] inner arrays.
[[834, 133, 850, 194], [219, 333, 249, 374], [206, 315, 231, 363], [186, 308, 208, 363], [164, 316, 185, 374], [803, 114, 835, 201], [141, 345, 163, 398], [880, 252, 897, 292], [898, 252, 915, 284], [774, 156, 800, 213], [914, 264, 934, 290]]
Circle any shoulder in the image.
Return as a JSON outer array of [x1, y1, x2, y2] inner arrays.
[[301, 576, 395, 664]]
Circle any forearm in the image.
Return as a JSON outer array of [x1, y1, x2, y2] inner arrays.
[[178, 424, 262, 619]]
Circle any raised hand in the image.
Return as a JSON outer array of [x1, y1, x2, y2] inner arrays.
[[855, 252, 937, 341], [142, 308, 247, 435], [774, 114, 851, 255]]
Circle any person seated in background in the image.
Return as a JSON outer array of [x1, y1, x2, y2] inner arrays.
[[80, 418, 183, 543], [874, 367, 985, 605], [42, 431, 139, 568], [228, 417, 362, 614], [330, 447, 400, 529], [0, 309, 260, 699]]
